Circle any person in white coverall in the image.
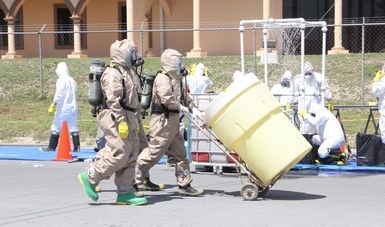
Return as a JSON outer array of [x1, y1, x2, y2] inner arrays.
[[40, 62, 80, 153], [271, 70, 294, 117], [371, 64, 385, 144], [293, 62, 333, 134], [300, 102, 346, 165], [135, 48, 204, 196], [78, 39, 147, 206], [185, 63, 212, 94]]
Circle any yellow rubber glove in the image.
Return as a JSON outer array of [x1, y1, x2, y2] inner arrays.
[[328, 100, 334, 111], [285, 103, 291, 116], [48, 103, 55, 114], [117, 117, 129, 139], [135, 120, 140, 134], [373, 70, 384, 81], [300, 110, 307, 118]]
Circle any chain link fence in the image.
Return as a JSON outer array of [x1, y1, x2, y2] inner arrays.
[[0, 19, 384, 145], [1, 19, 384, 103]]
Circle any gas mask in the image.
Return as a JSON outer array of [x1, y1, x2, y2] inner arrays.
[[304, 72, 313, 81], [281, 79, 290, 87], [180, 66, 188, 77], [125, 46, 144, 68], [174, 56, 187, 76]]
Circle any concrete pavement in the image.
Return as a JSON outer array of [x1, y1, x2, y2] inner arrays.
[[1, 160, 385, 227]]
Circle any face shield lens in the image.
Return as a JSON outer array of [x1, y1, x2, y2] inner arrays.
[[125, 47, 137, 67], [174, 57, 183, 74]]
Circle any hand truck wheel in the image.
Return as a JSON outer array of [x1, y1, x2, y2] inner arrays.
[[240, 183, 259, 201]]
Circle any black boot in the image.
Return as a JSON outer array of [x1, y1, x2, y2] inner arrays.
[[39, 134, 59, 152], [329, 149, 342, 160], [315, 156, 334, 164], [133, 184, 144, 197], [328, 149, 347, 165], [137, 177, 162, 191], [178, 183, 204, 196], [72, 134, 80, 152]]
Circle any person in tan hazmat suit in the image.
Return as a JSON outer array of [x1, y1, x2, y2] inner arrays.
[[135, 48, 204, 196], [77, 39, 147, 206], [92, 44, 164, 196]]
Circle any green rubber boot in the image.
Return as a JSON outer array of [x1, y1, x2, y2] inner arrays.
[[116, 192, 147, 206], [77, 171, 98, 201]]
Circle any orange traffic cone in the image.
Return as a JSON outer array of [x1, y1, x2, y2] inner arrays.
[[52, 120, 72, 161], [337, 118, 345, 153]]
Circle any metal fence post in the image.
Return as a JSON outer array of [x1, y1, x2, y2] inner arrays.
[[140, 21, 144, 57], [39, 24, 46, 99], [362, 18, 365, 105]]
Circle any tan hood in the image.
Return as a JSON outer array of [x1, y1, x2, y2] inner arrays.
[[161, 49, 182, 77], [109, 39, 136, 67]]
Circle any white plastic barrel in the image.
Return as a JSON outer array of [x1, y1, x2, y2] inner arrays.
[[203, 73, 311, 185]]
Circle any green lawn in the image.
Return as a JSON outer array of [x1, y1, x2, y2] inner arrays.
[[0, 53, 384, 147]]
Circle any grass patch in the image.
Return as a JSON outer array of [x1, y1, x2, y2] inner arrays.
[[0, 53, 384, 148]]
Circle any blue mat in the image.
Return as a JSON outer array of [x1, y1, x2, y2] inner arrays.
[[0, 145, 166, 164], [1, 146, 385, 172], [292, 160, 385, 173]]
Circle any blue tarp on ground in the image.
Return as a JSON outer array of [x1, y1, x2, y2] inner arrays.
[[1, 145, 385, 172], [292, 160, 385, 173], [0, 146, 166, 164]]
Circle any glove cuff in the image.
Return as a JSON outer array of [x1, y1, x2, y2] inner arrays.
[[117, 116, 126, 124]]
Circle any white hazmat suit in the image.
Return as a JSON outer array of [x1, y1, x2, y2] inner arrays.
[[185, 63, 212, 94], [293, 62, 332, 134], [52, 62, 78, 135], [40, 62, 79, 152], [270, 70, 294, 106], [301, 102, 344, 159]]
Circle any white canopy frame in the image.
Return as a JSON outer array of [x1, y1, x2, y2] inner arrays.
[[239, 18, 328, 104]]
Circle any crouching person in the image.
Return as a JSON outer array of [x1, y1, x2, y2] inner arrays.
[[300, 102, 346, 165]]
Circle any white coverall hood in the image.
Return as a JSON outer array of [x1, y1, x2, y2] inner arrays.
[[307, 101, 323, 115], [193, 63, 205, 77], [282, 70, 292, 81], [304, 62, 315, 75], [56, 62, 69, 78]]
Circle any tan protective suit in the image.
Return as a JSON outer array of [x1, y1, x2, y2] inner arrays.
[[136, 49, 195, 187], [86, 39, 140, 194]]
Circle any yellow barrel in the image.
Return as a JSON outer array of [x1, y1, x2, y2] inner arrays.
[[203, 73, 311, 185]]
